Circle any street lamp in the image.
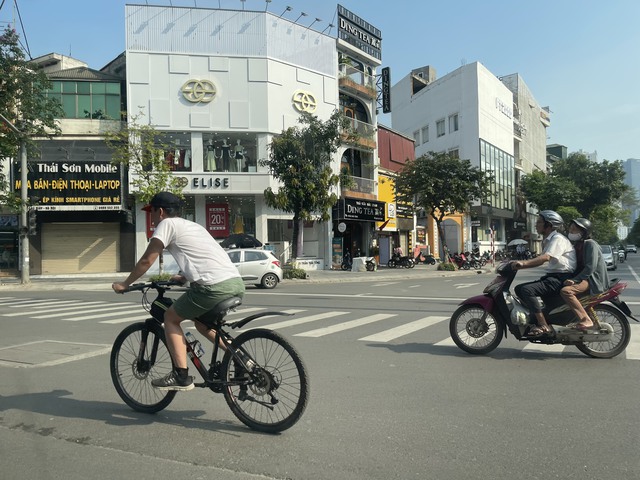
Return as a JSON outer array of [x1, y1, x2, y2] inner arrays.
[[0, 112, 30, 284]]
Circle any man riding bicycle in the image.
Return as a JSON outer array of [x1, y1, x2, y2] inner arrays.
[[112, 192, 245, 391]]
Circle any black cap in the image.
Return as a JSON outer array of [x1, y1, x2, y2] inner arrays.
[[142, 192, 182, 212]]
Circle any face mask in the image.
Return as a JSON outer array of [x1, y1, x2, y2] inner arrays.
[[568, 233, 582, 241]]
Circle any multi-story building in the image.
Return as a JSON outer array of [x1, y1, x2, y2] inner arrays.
[[376, 125, 415, 264], [391, 62, 549, 255], [623, 158, 640, 225], [14, 53, 135, 275]]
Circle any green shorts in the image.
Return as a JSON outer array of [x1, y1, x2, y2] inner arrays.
[[172, 277, 245, 321]]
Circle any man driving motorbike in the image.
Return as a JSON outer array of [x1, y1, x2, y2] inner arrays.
[[511, 210, 577, 337], [560, 218, 609, 331]]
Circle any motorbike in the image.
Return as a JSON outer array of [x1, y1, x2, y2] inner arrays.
[[449, 262, 637, 358], [341, 251, 352, 271], [450, 253, 470, 270], [415, 251, 437, 265], [365, 257, 376, 272], [387, 252, 415, 269], [618, 249, 625, 263]]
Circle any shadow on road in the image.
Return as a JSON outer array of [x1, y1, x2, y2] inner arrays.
[[0, 389, 261, 435]]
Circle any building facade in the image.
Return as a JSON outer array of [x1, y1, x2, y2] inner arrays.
[[13, 54, 135, 275], [121, 4, 381, 272], [391, 62, 549, 256]]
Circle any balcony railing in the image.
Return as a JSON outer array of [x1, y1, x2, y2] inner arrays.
[[338, 63, 377, 99], [340, 118, 377, 150], [341, 175, 376, 197]]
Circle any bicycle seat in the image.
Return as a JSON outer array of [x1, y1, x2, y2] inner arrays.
[[196, 296, 243, 327]]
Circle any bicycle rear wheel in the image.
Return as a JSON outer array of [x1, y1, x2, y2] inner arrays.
[[222, 328, 309, 433], [110, 322, 176, 413]]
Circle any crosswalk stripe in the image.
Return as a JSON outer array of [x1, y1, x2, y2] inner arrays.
[[31, 302, 114, 318], [296, 313, 396, 338], [359, 316, 449, 342], [0, 297, 18, 305], [522, 343, 571, 355], [626, 324, 640, 360], [5, 299, 58, 307], [2, 300, 94, 317], [100, 314, 152, 324], [254, 311, 347, 330], [61, 305, 139, 321]]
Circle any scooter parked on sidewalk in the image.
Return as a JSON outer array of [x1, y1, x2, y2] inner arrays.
[[387, 252, 415, 269], [414, 251, 437, 265], [449, 261, 637, 358]]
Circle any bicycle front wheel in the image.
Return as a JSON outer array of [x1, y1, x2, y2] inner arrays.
[[222, 328, 309, 433], [110, 322, 176, 413]]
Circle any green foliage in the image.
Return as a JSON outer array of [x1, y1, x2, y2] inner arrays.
[[149, 273, 173, 282], [437, 262, 456, 271], [627, 217, 640, 245], [259, 111, 352, 258], [283, 266, 308, 280], [105, 111, 184, 203], [521, 152, 630, 242], [394, 151, 494, 257], [0, 27, 63, 208]]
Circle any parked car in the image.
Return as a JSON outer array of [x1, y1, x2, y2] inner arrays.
[[626, 244, 637, 253], [226, 248, 283, 289], [600, 244, 617, 270]]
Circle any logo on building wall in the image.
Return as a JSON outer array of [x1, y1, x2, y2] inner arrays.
[[292, 90, 317, 113], [181, 79, 216, 103]]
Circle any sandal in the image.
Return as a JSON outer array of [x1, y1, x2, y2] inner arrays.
[[526, 325, 554, 338], [567, 322, 594, 332]]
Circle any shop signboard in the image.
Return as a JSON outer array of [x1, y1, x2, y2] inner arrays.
[[14, 161, 122, 211], [206, 203, 229, 238], [332, 237, 343, 269], [341, 198, 385, 222]]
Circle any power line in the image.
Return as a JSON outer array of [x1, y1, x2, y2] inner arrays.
[[13, 0, 31, 59]]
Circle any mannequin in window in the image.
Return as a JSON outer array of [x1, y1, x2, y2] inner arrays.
[[221, 139, 232, 172], [233, 139, 244, 172], [205, 140, 216, 171]]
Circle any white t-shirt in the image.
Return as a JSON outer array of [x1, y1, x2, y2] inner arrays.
[[152, 217, 241, 285], [542, 230, 576, 273]]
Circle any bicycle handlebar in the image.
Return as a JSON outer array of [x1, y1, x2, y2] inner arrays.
[[124, 279, 184, 293]]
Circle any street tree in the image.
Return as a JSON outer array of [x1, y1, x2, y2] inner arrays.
[[260, 111, 352, 260], [105, 112, 185, 274], [105, 112, 184, 203], [0, 26, 62, 208], [394, 152, 494, 259], [521, 152, 630, 241]]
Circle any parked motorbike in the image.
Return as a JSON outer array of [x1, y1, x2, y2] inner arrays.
[[387, 252, 415, 269], [415, 252, 437, 265], [449, 261, 637, 358], [449, 253, 470, 270], [341, 251, 352, 271], [365, 257, 376, 272]]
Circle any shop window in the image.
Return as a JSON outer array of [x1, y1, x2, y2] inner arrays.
[[202, 134, 258, 173]]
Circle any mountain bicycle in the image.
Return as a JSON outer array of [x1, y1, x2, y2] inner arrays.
[[109, 280, 309, 433]]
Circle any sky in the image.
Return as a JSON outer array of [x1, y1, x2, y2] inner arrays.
[[1, 0, 639, 162]]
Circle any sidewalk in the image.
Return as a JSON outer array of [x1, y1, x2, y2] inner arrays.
[[0, 264, 493, 291]]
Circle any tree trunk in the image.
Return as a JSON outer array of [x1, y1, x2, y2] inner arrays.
[[291, 213, 300, 259], [436, 220, 450, 262]]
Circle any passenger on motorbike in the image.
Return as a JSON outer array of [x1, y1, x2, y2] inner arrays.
[[560, 218, 609, 331], [511, 210, 577, 337]]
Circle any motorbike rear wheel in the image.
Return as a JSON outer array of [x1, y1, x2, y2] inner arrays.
[[387, 259, 397, 268], [449, 305, 504, 354], [575, 304, 630, 358]]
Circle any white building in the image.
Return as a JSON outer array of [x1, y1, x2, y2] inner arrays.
[[121, 5, 341, 270], [391, 62, 515, 254]]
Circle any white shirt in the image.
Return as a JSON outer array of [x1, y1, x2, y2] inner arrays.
[[152, 217, 240, 285], [542, 230, 576, 273]]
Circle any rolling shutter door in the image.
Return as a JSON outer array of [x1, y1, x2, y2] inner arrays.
[[42, 223, 119, 274]]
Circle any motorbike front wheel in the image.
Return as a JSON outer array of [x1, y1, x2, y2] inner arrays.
[[387, 259, 397, 268], [575, 304, 630, 358], [449, 305, 504, 355]]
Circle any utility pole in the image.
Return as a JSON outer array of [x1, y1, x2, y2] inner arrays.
[[0, 113, 30, 283]]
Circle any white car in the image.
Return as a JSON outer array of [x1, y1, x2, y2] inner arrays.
[[600, 245, 617, 271], [226, 248, 283, 289]]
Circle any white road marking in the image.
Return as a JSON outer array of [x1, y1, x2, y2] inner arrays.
[[296, 313, 396, 338], [254, 311, 348, 330], [360, 316, 449, 342]]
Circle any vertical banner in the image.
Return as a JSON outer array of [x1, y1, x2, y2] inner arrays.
[[332, 237, 343, 270], [206, 203, 229, 238]]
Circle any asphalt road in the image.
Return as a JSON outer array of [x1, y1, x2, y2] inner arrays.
[[1, 259, 640, 479]]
